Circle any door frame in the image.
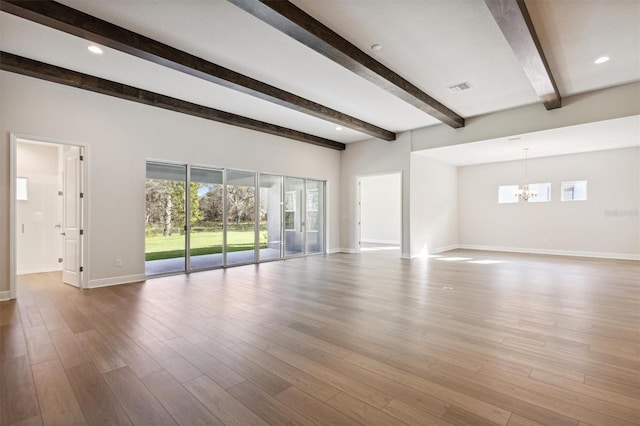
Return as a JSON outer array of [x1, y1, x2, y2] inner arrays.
[[9, 133, 90, 298], [257, 173, 285, 263], [355, 171, 403, 255]]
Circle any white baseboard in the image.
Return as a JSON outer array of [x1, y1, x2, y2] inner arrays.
[[327, 248, 358, 254], [88, 273, 146, 289], [457, 244, 640, 261], [361, 239, 401, 245], [17, 266, 63, 275], [428, 245, 460, 255], [0, 291, 12, 301], [407, 245, 460, 259]]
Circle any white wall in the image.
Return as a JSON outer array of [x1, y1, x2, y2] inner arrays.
[[340, 132, 411, 257], [458, 147, 640, 258], [1, 71, 341, 292], [359, 173, 401, 244], [410, 155, 458, 256], [16, 142, 63, 274]]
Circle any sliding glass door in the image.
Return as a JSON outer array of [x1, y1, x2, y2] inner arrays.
[[305, 179, 325, 254], [145, 162, 187, 275], [226, 170, 257, 266], [189, 167, 224, 270], [259, 174, 283, 261], [145, 161, 325, 275], [284, 177, 304, 256], [282, 178, 327, 258]]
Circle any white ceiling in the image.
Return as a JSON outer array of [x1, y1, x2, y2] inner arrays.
[[292, 0, 542, 117], [1, 0, 639, 144], [526, 0, 640, 96], [415, 115, 640, 166]]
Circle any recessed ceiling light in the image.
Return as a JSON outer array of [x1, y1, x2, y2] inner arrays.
[[371, 44, 382, 52], [88, 45, 103, 55], [335, 126, 343, 131], [594, 56, 609, 64]]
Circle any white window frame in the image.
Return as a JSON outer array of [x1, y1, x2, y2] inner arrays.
[[561, 180, 588, 201], [498, 184, 519, 203], [527, 182, 551, 203]]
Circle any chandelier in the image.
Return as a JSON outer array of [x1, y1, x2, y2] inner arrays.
[[516, 148, 538, 201]]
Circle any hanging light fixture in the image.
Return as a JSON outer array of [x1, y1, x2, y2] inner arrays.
[[516, 148, 538, 201]]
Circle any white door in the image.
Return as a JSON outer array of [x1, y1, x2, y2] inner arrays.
[[62, 146, 83, 287]]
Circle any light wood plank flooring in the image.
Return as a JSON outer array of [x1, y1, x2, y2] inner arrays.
[[1, 249, 639, 426]]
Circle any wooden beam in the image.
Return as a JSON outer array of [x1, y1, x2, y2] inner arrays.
[[227, 0, 465, 128], [0, 0, 394, 141], [484, 0, 561, 109], [0, 52, 346, 150]]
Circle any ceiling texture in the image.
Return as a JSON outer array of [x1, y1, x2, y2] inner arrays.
[[1, 0, 639, 151]]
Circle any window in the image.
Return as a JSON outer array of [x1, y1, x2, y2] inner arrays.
[[16, 177, 28, 201], [561, 180, 587, 201], [527, 183, 551, 203], [499, 183, 550, 203], [498, 185, 519, 203]]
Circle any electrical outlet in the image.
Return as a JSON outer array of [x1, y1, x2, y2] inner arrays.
[[115, 258, 123, 267]]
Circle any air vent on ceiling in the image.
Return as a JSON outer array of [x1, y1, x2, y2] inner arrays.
[[448, 81, 471, 93]]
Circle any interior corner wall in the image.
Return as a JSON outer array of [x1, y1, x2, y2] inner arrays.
[[0, 71, 341, 292], [410, 154, 458, 256], [340, 132, 411, 257], [457, 147, 640, 258]]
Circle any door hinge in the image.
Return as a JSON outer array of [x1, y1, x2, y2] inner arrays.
[[80, 229, 84, 235], [58, 191, 63, 196], [80, 155, 84, 161], [80, 192, 84, 198], [80, 266, 84, 272], [58, 257, 63, 263]]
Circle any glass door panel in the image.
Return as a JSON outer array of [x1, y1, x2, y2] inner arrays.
[[305, 180, 325, 254], [226, 170, 256, 265], [189, 167, 223, 270], [259, 174, 283, 261], [284, 177, 304, 256], [145, 162, 187, 275]]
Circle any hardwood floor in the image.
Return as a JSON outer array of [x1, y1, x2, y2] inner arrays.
[[1, 249, 639, 426]]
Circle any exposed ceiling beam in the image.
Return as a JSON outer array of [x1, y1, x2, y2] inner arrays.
[[0, 0, 394, 141], [0, 52, 346, 150], [484, 0, 561, 110], [227, 0, 465, 129]]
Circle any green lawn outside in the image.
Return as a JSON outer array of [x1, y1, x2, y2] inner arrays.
[[145, 227, 267, 261]]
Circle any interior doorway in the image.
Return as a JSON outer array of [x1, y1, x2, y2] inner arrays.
[[357, 172, 402, 255], [10, 135, 87, 299]]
